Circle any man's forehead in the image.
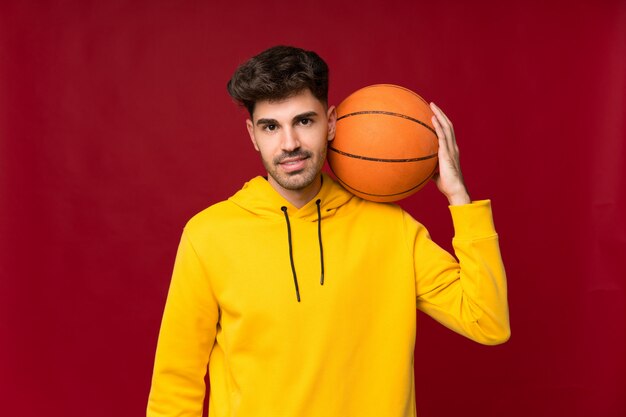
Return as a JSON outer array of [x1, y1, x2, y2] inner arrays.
[[252, 90, 326, 122]]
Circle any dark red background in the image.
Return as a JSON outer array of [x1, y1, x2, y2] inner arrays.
[[1, 1, 624, 416]]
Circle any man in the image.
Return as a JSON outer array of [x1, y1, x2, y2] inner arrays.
[[147, 46, 510, 417]]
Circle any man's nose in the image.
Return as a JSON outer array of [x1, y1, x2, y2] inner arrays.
[[281, 127, 300, 151]]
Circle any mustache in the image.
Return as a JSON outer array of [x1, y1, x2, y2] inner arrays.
[[274, 150, 312, 165]]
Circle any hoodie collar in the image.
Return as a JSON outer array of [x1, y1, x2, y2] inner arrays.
[[229, 173, 353, 221]]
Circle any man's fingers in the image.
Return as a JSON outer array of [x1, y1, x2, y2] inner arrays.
[[431, 115, 449, 155], [430, 102, 453, 129], [430, 103, 456, 145], [430, 102, 459, 156]]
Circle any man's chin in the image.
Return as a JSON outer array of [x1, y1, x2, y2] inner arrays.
[[273, 171, 318, 191]]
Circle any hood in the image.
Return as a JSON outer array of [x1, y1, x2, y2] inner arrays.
[[228, 173, 354, 220]]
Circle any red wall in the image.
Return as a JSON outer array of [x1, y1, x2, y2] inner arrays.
[[1, 1, 624, 416]]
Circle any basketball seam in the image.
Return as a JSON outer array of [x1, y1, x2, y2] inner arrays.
[[331, 164, 438, 197], [328, 147, 437, 163], [336, 110, 436, 135]]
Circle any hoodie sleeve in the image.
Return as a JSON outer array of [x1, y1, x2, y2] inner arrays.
[[407, 200, 510, 345], [147, 230, 219, 417]]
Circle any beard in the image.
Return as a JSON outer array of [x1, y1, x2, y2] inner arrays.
[[263, 146, 327, 191]]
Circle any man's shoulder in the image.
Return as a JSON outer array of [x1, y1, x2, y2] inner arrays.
[[184, 199, 240, 232]]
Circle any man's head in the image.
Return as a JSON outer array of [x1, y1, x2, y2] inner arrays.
[[227, 46, 336, 205], [227, 45, 329, 117]]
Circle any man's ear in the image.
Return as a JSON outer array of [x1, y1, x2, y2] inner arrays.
[[327, 105, 337, 142], [246, 119, 259, 151]]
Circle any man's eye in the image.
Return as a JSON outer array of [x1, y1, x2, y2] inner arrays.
[[300, 118, 311, 126], [264, 124, 277, 131]]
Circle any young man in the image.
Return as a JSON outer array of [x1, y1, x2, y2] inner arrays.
[[147, 46, 510, 417]]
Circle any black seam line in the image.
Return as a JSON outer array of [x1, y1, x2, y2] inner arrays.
[[328, 146, 437, 163], [332, 164, 438, 197], [336, 110, 436, 135]]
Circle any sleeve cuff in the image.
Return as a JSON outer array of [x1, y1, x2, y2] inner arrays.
[[449, 199, 497, 239]]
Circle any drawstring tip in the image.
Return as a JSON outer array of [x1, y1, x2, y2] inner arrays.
[[320, 274, 324, 286]]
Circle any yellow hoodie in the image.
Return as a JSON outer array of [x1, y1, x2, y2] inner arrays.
[[147, 173, 510, 417]]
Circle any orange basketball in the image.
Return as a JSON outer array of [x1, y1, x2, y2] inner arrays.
[[328, 84, 439, 202]]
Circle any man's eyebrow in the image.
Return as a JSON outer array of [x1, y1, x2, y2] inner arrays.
[[256, 118, 278, 126], [255, 111, 319, 126], [293, 111, 318, 122]]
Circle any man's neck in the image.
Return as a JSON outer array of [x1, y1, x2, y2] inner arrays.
[[268, 175, 322, 209]]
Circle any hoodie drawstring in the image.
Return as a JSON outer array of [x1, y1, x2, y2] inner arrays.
[[281, 200, 326, 302], [315, 199, 325, 285], [281, 206, 301, 302]]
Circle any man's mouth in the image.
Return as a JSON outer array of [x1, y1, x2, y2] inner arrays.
[[277, 154, 310, 173], [276, 152, 311, 173]]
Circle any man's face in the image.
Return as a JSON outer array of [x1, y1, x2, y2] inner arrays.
[[246, 89, 336, 196]]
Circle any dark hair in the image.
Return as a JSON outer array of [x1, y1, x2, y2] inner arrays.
[[227, 45, 329, 116]]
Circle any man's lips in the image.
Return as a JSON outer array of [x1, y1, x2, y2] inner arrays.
[[278, 156, 309, 172]]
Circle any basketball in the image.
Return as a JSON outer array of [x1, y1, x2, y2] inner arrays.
[[327, 84, 439, 202]]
